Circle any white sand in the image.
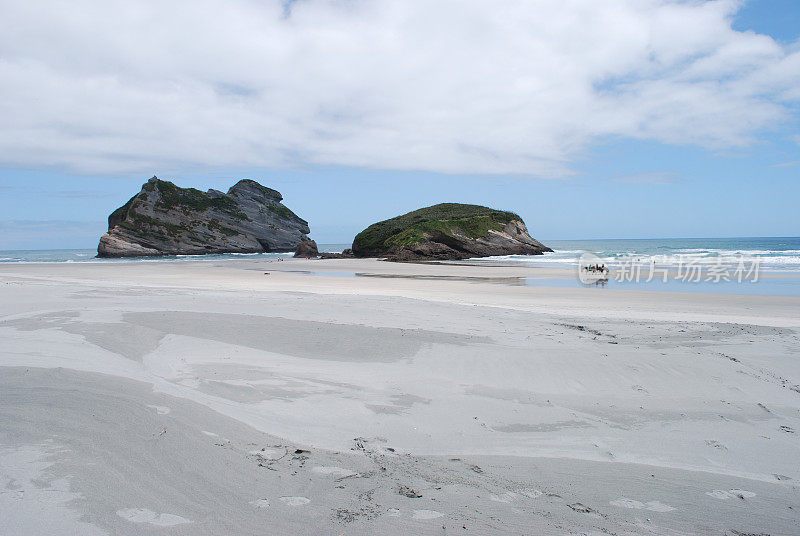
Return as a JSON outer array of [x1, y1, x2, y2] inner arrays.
[[1, 258, 799, 535]]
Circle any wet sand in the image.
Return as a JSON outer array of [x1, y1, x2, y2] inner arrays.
[[1, 258, 799, 535]]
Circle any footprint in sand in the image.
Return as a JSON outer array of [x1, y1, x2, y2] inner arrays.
[[610, 498, 675, 512], [146, 405, 170, 415], [279, 496, 311, 506], [116, 508, 190, 526], [250, 448, 285, 461], [311, 466, 357, 477], [567, 503, 599, 515], [490, 492, 519, 503], [249, 499, 270, 509], [706, 489, 756, 500], [412, 510, 444, 520]]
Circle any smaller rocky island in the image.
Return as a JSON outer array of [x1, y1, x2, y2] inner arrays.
[[351, 203, 551, 261], [98, 177, 311, 257]]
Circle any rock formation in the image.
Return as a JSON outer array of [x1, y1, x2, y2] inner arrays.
[[351, 203, 551, 261], [97, 177, 310, 257], [294, 240, 319, 258], [319, 248, 354, 259]]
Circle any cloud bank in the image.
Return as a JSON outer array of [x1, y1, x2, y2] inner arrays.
[[0, 0, 798, 177]]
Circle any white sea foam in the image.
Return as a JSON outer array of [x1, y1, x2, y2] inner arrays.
[[467, 247, 800, 271]]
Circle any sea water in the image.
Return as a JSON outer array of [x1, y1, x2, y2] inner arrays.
[[469, 237, 800, 272], [0, 244, 352, 264]]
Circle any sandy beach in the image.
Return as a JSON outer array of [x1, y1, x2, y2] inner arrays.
[[2, 258, 799, 535]]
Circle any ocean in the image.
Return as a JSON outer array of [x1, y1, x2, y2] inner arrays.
[[2, 237, 799, 295], [6, 237, 798, 269], [0, 244, 351, 264], [469, 236, 800, 271]]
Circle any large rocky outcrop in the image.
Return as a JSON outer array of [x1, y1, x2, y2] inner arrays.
[[351, 203, 551, 261], [294, 239, 319, 258], [97, 177, 311, 257]]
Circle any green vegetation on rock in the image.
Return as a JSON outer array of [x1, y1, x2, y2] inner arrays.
[[154, 180, 250, 221], [233, 179, 282, 200], [266, 203, 299, 220], [352, 203, 520, 255], [207, 219, 241, 237], [120, 209, 186, 239], [107, 195, 137, 231]]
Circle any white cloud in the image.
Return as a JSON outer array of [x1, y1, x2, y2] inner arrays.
[[0, 0, 797, 177], [770, 160, 800, 168]]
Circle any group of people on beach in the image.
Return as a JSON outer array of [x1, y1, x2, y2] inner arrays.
[[583, 263, 608, 274]]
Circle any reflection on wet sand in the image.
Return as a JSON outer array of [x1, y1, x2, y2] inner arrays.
[[276, 269, 583, 288], [355, 272, 527, 285]]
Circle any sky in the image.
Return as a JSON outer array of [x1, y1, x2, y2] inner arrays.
[[0, 0, 798, 250]]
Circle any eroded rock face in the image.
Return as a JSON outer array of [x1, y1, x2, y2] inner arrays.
[[385, 219, 551, 261], [294, 240, 319, 258], [97, 177, 310, 257], [351, 203, 551, 261]]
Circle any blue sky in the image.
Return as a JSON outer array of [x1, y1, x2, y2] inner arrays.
[[0, 0, 798, 250]]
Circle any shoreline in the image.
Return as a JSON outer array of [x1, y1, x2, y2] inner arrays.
[[2, 257, 800, 320]]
